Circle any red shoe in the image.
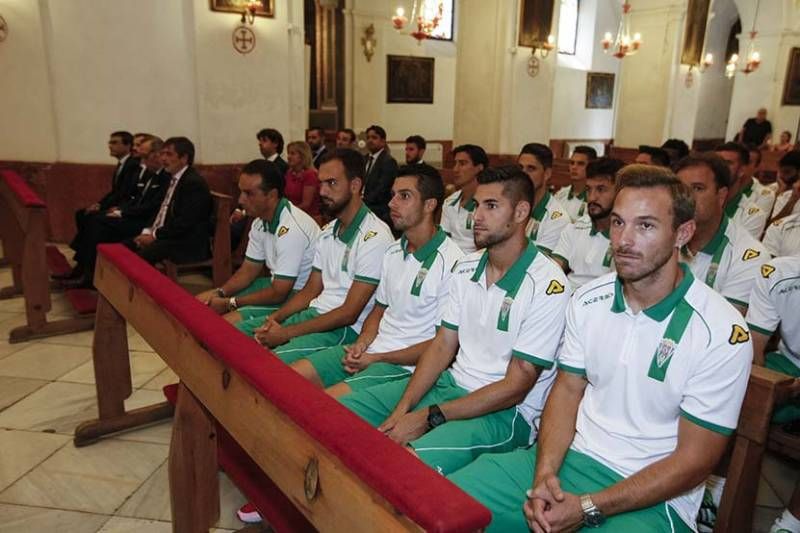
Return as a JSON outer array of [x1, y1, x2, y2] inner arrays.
[[237, 502, 262, 523]]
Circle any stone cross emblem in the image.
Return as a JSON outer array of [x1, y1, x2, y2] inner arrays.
[[233, 26, 255, 54]]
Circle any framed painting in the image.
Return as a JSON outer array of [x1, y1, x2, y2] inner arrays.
[[210, 0, 274, 18], [680, 0, 711, 66], [586, 72, 615, 109], [782, 47, 800, 106], [387, 55, 435, 104], [518, 0, 555, 48]]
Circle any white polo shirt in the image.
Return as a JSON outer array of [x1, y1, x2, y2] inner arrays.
[[368, 229, 464, 370], [245, 199, 320, 291], [763, 213, 800, 258], [681, 216, 769, 307], [526, 192, 569, 253], [772, 190, 800, 219], [747, 256, 800, 370], [309, 205, 394, 332], [441, 190, 477, 254], [726, 189, 768, 239], [560, 266, 752, 528], [555, 184, 587, 222], [551, 218, 613, 289], [748, 179, 777, 214], [441, 242, 570, 428]]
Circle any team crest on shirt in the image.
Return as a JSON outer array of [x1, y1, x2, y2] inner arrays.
[[364, 230, 377, 242], [655, 338, 676, 368], [747, 207, 760, 215], [729, 324, 750, 345], [551, 211, 563, 220], [277, 226, 289, 237], [546, 279, 565, 295], [761, 264, 776, 278], [742, 248, 761, 261]]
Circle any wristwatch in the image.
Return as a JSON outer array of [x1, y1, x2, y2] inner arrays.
[[227, 297, 238, 312], [427, 404, 447, 430], [580, 494, 605, 528], [216, 287, 226, 297]]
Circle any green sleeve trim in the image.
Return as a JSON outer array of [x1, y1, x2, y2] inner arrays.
[[375, 299, 389, 308], [273, 274, 297, 281], [557, 363, 586, 376], [512, 350, 554, 369], [747, 322, 774, 337], [311, 266, 322, 272], [726, 297, 748, 307], [354, 275, 380, 285], [441, 320, 459, 331], [680, 409, 735, 436], [244, 255, 262, 263]]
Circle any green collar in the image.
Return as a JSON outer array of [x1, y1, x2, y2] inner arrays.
[[589, 224, 610, 238], [470, 241, 539, 290], [449, 191, 477, 212], [401, 226, 447, 261], [611, 263, 694, 322], [740, 181, 754, 198], [265, 197, 290, 234], [724, 184, 750, 218], [700, 216, 729, 254], [531, 191, 551, 222], [333, 204, 370, 244]]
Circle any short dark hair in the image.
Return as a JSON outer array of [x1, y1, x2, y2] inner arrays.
[[111, 131, 133, 146], [163, 136, 195, 166], [519, 143, 553, 169], [306, 126, 325, 137], [572, 145, 598, 160], [366, 125, 387, 140], [241, 159, 285, 197], [405, 135, 426, 150], [779, 150, 800, 171], [256, 128, 285, 154], [319, 148, 365, 181], [615, 165, 695, 229], [338, 128, 357, 143], [714, 141, 750, 166], [452, 144, 489, 168], [674, 153, 732, 190], [397, 164, 445, 215], [477, 165, 535, 213], [638, 145, 671, 167], [661, 139, 690, 162], [586, 157, 625, 180]]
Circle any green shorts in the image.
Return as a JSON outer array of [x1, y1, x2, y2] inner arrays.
[[272, 309, 359, 365], [766, 351, 800, 423], [233, 279, 298, 336], [447, 446, 692, 532], [306, 346, 412, 389], [339, 371, 531, 475]]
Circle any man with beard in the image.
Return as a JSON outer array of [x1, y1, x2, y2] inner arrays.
[[307, 126, 327, 169], [552, 157, 626, 288], [252, 149, 394, 363], [517, 143, 569, 254], [448, 165, 751, 533], [285, 164, 463, 394], [441, 144, 489, 254], [195, 160, 319, 335], [714, 142, 769, 239], [675, 153, 769, 315], [337, 166, 569, 476], [555, 145, 597, 222]]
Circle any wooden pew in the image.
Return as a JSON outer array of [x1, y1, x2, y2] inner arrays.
[[76, 243, 491, 533], [162, 191, 233, 288], [0, 169, 95, 343]]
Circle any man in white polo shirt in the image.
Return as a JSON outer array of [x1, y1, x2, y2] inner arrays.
[[676, 153, 769, 314], [441, 144, 489, 254], [252, 149, 394, 362], [194, 160, 319, 334], [287, 164, 463, 393], [339, 166, 570, 476], [517, 143, 569, 253], [763, 213, 800, 257], [771, 151, 800, 222], [715, 142, 769, 238], [555, 146, 597, 222], [449, 165, 752, 533], [551, 157, 625, 289]]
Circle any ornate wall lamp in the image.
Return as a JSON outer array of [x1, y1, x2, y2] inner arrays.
[[362, 24, 377, 62]]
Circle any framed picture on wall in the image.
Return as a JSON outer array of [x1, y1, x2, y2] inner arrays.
[[210, 0, 274, 18], [586, 72, 615, 109], [387, 55, 435, 104], [518, 0, 555, 48], [782, 47, 800, 106]]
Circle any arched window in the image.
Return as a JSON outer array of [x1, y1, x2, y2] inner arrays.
[[558, 0, 579, 55]]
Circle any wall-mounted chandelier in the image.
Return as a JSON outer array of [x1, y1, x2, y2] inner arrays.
[[601, 2, 642, 59], [725, 0, 762, 79], [392, 0, 444, 43]]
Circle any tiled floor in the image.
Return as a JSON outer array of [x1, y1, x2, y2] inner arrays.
[[1, 246, 799, 532], [0, 248, 266, 532]]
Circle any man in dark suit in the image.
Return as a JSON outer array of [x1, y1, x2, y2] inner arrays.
[[129, 136, 213, 265], [307, 127, 328, 169], [363, 124, 398, 227], [257, 128, 288, 176]]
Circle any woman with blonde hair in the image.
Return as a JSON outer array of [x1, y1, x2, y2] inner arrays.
[[285, 140, 320, 217]]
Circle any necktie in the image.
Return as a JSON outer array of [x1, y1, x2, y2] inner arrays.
[[365, 155, 375, 177], [152, 176, 179, 232]]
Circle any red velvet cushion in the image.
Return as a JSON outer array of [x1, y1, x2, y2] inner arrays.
[[98, 244, 490, 533], [65, 289, 97, 315], [0, 170, 46, 208]]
